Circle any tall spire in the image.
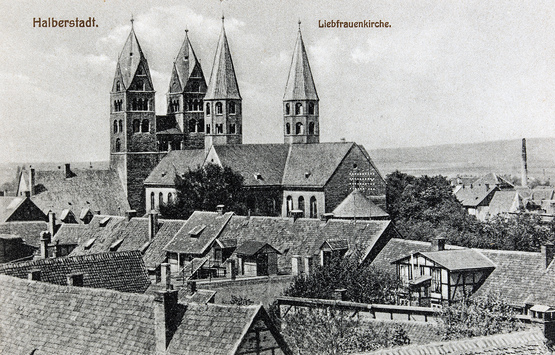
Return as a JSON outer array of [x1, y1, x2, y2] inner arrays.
[[204, 18, 241, 100], [284, 23, 318, 101], [116, 21, 152, 90], [172, 29, 202, 89]]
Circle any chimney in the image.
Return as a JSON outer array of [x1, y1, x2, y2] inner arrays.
[[149, 211, 159, 241], [542, 243, 555, 268], [226, 259, 237, 280], [64, 163, 72, 179], [67, 273, 84, 287], [432, 236, 446, 252], [187, 281, 197, 296], [160, 263, 172, 290], [28, 168, 35, 196], [24, 191, 30, 198], [47, 212, 56, 237], [28, 269, 41, 281], [154, 289, 179, 355], [521, 138, 528, 187], [333, 288, 347, 301], [321, 213, 334, 222], [125, 210, 137, 221], [291, 210, 303, 221], [216, 204, 225, 215], [40, 231, 51, 259]]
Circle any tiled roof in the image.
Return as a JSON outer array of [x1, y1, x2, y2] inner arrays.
[[488, 190, 522, 215], [117, 27, 151, 89], [454, 185, 498, 207], [61, 214, 127, 252], [164, 211, 234, 254], [0, 196, 47, 223], [25, 168, 130, 216], [358, 329, 548, 355], [144, 150, 206, 185], [172, 31, 203, 89], [416, 249, 495, 271], [283, 27, 319, 101], [0, 221, 48, 247], [332, 189, 389, 219], [531, 188, 554, 201], [0, 250, 150, 293], [363, 319, 442, 345], [234, 240, 279, 256], [142, 219, 187, 268], [167, 304, 261, 355], [473, 172, 515, 189], [204, 21, 241, 100]]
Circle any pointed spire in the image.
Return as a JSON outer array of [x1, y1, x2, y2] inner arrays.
[[172, 29, 201, 89], [204, 19, 241, 100], [284, 22, 318, 101], [116, 21, 150, 89]]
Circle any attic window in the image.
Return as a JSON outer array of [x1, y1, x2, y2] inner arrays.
[[109, 239, 124, 252], [254, 173, 263, 180], [84, 238, 96, 250], [99, 216, 111, 227], [189, 224, 206, 237]]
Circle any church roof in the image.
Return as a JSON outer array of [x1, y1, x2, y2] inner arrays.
[[283, 25, 318, 101], [144, 150, 207, 186], [117, 25, 150, 89], [172, 30, 203, 90], [332, 190, 389, 219], [204, 19, 241, 100]]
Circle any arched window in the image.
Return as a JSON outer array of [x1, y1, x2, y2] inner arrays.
[[286, 196, 293, 217], [229, 102, 236, 114], [295, 122, 304, 135], [216, 102, 223, 114], [206, 103, 211, 115], [295, 103, 303, 115], [310, 196, 317, 218], [133, 119, 140, 133], [137, 80, 144, 91], [286, 123, 291, 135], [309, 122, 315, 135], [113, 120, 118, 133], [168, 193, 174, 205], [141, 119, 149, 133], [150, 192, 155, 211], [158, 192, 163, 208], [115, 138, 121, 152], [193, 100, 199, 111], [116, 81, 121, 91], [189, 119, 197, 133], [132, 98, 137, 111], [197, 119, 204, 133], [308, 102, 315, 115], [285, 103, 290, 115], [206, 124, 211, 134], [118, 120, 123, 133], [298, 196, 305, 217]]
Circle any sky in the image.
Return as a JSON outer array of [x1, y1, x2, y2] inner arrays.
[[0, 0, 554, 163]]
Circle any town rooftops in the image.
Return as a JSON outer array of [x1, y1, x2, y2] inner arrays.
[[0, 221, 48, 248], [454, 184, 498, 207], [234, 240, 281, 257], [473, 172, 515, 189], [394, 249, 495, 271], [0, 250, 150, 293], [488, 190, 523, 215]]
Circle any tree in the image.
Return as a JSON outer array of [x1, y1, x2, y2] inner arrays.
[[159, 163, 248, 219]]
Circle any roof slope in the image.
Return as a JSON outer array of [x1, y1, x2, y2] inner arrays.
[[116, 26, 152, 89], [488, 190, 522, 215], [0, 196, 46, 222], [0, 250, 150, 293], [172, 30, 203, 90], [144, 150, 206, 185], [0, 221, 48, 247], [283, 26, 318, 101], [204, 19, 241, 100], [473, 172, 514, 189], [59, 215, 127, 251], [417, 249, 495, 271], [454, 185, 497, 207], [332, 189, 389, 219]]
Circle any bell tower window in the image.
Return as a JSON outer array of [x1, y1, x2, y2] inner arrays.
[[113, 120, 118, 134], [295, 122, 304, 135], [286, 123, 291, 135], [295, 103, 303, 115], [115, 138, 121, 152], [216, 102, 223, 115], [308, 102, 315, 114], [285, 103, 290, 115], [206, 103, 211, 115], [309, 122, 315, 135], [189, 119, 197, 133], [118, 120, 123, 133], [116, 81, 121, 92], [229, 102, 236, 114], [197, 119, 204, 132], [133, 120, 140, 133], [229, 124, 236, 134], [141, 119, 149, 133]]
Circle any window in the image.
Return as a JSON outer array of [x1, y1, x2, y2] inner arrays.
[[133, 119, 140, 133], [197, 119, 204, 133], [216, 102, 223, 114], [116, 81, 121, 91], [286, 123, 291, 135], [295, 103, 303, 115], [310, 196, 317, 218], [216, 124, 223, 134], [432, 268, 441, 293], [285, 103, 290, 115], [150, 192, 155, 211], [137, 80, 144, 91], [286, 196, 293, 217], [189, 119, 197, 133], [206, 124, 211, 134], [113, 120, 118, 133], [115, 138, 121, 152], [206, 103, 211, 115], [229, 124, 236, 134], [141, 119, 150, 133], [119, 120, 123, 133], [158, 192, 163, 208], [309, 102, 315, 114], [187, 100, 193, 112], [309, 122, 315, 135], [132, 98, 137, 111], [298, 196, 305, 217], [193, 100, 199, 111], [229, 102, 236, 114], [295, 122, 304, 135]]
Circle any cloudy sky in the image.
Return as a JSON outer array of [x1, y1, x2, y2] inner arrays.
[[1, 0, 554, 163]]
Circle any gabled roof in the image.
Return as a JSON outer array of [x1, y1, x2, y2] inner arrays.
[[58, 214, 127, 250], [473, 172, 515, 189], [321, 239, 349, 251], [0, 221, 48, 248], [454, 184, 498, 207], [395, 249, 495, 271], [170, 30, 205, 91], [144, 150, 206, 185], [204, 19, 241, 100], [0, 196, 47, 223], [283, 25, 319, 101], [116, 26, 152, 89], [531, 187, 555, 202], [234, 240, 281, 256], [332, 189, 389, 219], [0, 250, 150, 293], [488, 190, 523, 215], [164, 211, 234, 254]]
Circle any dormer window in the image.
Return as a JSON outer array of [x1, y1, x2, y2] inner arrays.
[[110, 239, 124, 252], [254, 173, 263, 180], [99, 216, 111, 227], [189, 225, 206, 237]]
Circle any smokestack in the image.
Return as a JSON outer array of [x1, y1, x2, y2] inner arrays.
[[522, 138, 528, 187], [154, 289, 179, 354], [40, 231, 51, 259], [28, 168, 35, 196]]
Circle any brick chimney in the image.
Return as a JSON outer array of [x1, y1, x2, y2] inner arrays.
[[39, 231, 51, 259], [148, 211, 159, 241], [542, 243, 555, 268], [154, 289, 179, 355], [47, 212, 56, 237], [64, 163, 72, 179], [432, 236, 446, 252], [321, 213, 334, 222], [28, 168, 35, 196], [291, 210, 303, 221], [28, 269, 41, 281], [333, 288, 347, 301], [160, 262, 171, 290], [216, 204, 225, 215], [126, 210, 137, 221], [67, 273, 84, 287]]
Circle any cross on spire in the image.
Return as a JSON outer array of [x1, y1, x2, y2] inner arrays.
[[130, 14, 134, 27]]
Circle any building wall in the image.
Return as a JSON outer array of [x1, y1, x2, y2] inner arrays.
[[237, 318, 285, 355], [145, 186, 178, 212], [6, 199, 47, 222], [126, 153, 164, 214], [281, 190, 325, 218], [325, 145, 386, 213]]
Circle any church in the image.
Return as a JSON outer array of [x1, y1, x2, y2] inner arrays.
[[110, 17, 387, 218]]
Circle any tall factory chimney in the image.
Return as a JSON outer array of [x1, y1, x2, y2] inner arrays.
[[521, 138, 528, 187]]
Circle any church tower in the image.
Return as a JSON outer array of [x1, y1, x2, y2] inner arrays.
[[110, 18, 161, 214], [204, 16, 242, 148], [283, 21, 319, 144], [166, 30, 207, 150]]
